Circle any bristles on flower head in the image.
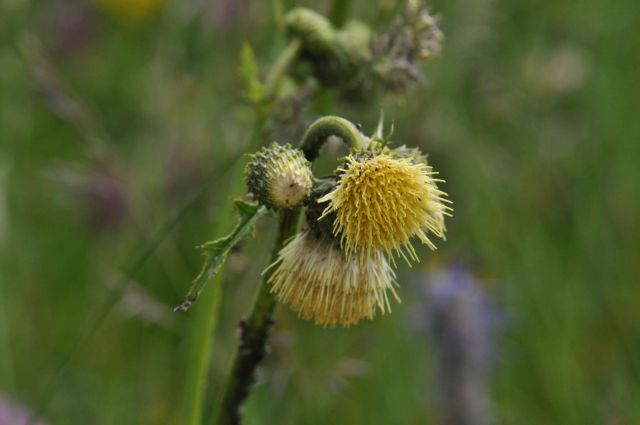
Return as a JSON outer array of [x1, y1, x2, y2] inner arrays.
[[318, 148, 451, 264], [245, 143, 313, 210], [268, 231, 399, 327]]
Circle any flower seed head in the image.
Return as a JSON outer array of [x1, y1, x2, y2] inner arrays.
[[268, 231, 399, 327], [371, 0, 443, 95], [318, 148, 452, 264], [245, 143, 313, 210]]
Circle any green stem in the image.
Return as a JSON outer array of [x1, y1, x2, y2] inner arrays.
[[216, 208, 301, 425], [300, 115, 366, 161], [175, 119, 262, 425], [177, 275, 223, 425], [175, 158, 247, 425], [265, 39, 302, 100], [176, 39, 302, 425]]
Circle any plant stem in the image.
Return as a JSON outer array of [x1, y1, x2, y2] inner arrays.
[[175, 117, 264, 425], [300, 115, 366, 161], [175, 168, 244, 425], [217, 208, 301, 425], [265, 39, 302, 101], [176, 39, 302, 425]]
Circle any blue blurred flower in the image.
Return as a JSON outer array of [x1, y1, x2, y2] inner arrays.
[[413, 266, 506, 425]]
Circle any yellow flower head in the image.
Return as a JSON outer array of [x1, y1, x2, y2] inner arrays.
[[268, 231, 399, 327], [318, 148, 451, 264]]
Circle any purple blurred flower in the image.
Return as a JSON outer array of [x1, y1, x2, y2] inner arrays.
[[414, 266, 505, 425], [163, 142, 209, 205], [211, 0, 250, 30], [41, 1, 101, 56], [51, 165, 130, 232], [0, 394, 50, 425]]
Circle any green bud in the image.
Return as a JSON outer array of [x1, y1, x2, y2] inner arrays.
[[285, 8, 336, 57], [284, 7, 371, 87], [245, 143, 313, 210]]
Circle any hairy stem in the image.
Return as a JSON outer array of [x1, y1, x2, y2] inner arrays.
[[217, 208, 301, 425]]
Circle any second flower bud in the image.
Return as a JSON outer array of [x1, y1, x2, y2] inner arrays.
[[245, 143, 313, 210]]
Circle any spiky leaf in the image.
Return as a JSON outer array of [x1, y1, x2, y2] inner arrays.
[[174, 200, 267, 311]]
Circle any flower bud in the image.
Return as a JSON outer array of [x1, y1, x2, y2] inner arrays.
[[284, 7, 371, 87], [245, 143, 313, 210], [285, 7, 336, 57], [268, 230, 399, 327], [370, 1, 444, 95], [318, 146, 452, 264]]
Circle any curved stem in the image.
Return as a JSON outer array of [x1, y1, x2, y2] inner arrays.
[[216, 208, 301, 425], [300, 115, 366, 161]]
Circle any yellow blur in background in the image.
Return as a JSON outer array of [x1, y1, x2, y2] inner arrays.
[[96, 0, 167, 22]]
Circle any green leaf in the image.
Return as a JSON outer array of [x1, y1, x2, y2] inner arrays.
[[274, 0, 285, 30], [174, 200, 267, 312], [371, 109, 394, 147], [240, 43, 266, 104], [372, 109, 385, 141]]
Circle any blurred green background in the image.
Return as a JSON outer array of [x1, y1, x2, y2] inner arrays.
[[1, 0, 639, 424]]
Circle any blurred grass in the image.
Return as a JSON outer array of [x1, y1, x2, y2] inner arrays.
[[1, 0, 639, 424]]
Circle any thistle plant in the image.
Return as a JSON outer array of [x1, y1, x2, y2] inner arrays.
[[318, 145, 451, 264], [268, 180, 399, 327], [176, 116, 452, 423], [172, 2, 451, 424]]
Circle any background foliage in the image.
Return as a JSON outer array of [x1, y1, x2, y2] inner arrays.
[[1, 0, 639, 423]]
